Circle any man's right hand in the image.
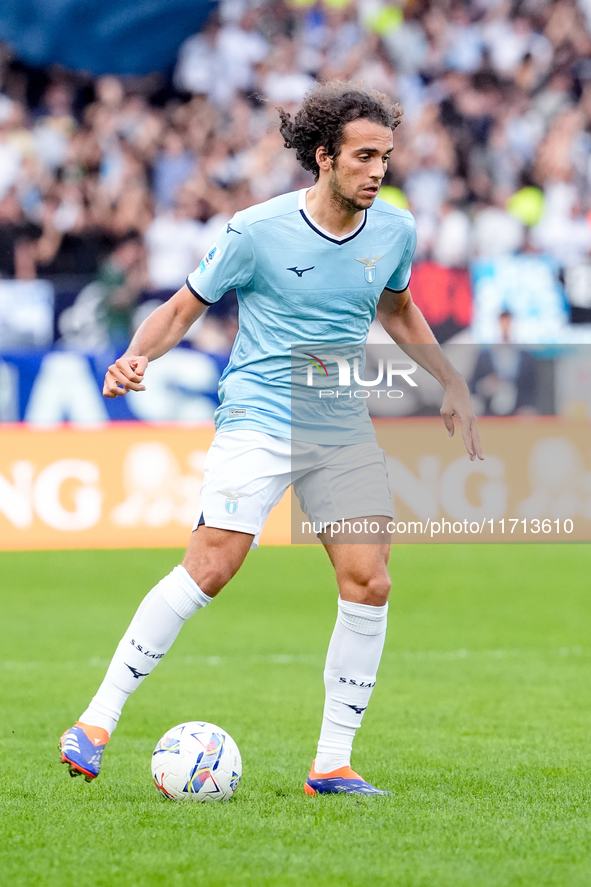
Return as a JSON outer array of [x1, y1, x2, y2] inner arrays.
[[103, 355, 149, 398], [101, 284, 208, 399]]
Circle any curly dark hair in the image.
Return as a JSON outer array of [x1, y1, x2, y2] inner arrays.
[[278, 82, 403, 180]]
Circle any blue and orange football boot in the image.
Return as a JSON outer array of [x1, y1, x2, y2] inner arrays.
[[59, 722, 109, 782], [305, 761, 392, 796]]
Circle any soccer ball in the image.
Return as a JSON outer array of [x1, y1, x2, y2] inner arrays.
[[151, 721, 242, 802]]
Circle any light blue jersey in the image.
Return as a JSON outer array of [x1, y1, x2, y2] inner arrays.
[[186, 189, 416, 442]]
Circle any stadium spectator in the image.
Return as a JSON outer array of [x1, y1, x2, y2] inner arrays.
[[152, 128, 196, 210], [144, 186, 219, 291], [58, 230, 146, 350], [471, 310, 539, 415], [174, 10, 269, 108]]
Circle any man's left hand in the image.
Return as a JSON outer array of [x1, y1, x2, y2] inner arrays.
[[440, 376, 484, 461]]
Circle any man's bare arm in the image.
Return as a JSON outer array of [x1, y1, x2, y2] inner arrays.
[[377, 286, 483, 461], [103, 284, 208, 398]]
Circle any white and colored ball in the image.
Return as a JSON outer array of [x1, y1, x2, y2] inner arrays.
[[151, 721, 241, 802]]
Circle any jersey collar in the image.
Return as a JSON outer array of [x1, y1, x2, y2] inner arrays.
[[298, 188, 367, 245]]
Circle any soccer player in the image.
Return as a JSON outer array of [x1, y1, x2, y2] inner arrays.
[[60, 82, 482, 795]]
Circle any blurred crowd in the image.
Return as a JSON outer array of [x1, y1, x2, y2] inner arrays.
[[1, 0, 591, 351]]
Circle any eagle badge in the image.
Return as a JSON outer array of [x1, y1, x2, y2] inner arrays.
[[355, 254, 384, 283]]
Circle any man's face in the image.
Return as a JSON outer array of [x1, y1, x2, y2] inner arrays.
[[325, 119, 394, 212]]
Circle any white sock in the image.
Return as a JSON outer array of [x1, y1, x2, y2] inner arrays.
[[79, 566, 212, 735], [315, 598, 388, 774]]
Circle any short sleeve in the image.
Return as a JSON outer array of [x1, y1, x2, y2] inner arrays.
[[186, 214, 255, 304], [385, 222, 417, 293]]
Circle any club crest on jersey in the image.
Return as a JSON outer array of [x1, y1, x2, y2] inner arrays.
[[197, 243, 221, 274], [355, 254, 384, 283], [219, 490, 249, 514]]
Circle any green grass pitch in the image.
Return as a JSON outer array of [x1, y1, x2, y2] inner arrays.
[[2, 544, 591, 887]]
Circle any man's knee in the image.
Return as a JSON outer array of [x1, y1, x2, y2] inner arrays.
[[339, 565, 391, 607], [182, 548, 241, 596], [182, 526, 253, 597], [359, 572, 391, 606]]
